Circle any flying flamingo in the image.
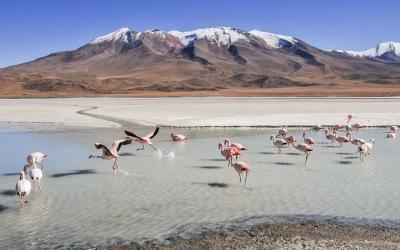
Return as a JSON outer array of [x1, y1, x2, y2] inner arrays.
[[390, 125, 399, 133], [218, 143, 241, 167], [29, 162, 43, 190], [224, 139, 246, 150], [24, 152, 47, 174], [325, 129, 336, 143], [16, 171, 31, 207], [171, 133, 188, 141], [302, 132, 316, 145], [386, 133, 396, 139], [89, 139, 132, 172], [335, 132, 351, 147], [232, 161, 250, 187], [125, 127, 160, 151], [270, 136, 288, 153], [286, 136, 314, 165]]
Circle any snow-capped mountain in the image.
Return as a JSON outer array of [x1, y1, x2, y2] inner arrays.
[[2, 26, 400, 97], [335, 42, 400, 62]]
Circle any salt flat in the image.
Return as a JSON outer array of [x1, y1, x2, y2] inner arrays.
[[0, 97, 399, 128]]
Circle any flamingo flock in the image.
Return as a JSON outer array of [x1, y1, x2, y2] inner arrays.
[[11, 114, 399, 207]]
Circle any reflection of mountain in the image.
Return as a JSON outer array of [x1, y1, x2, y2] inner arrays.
[[1, 27, 399, 96]]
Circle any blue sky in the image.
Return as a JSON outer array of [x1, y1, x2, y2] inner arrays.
[[1, 0, 399, 68]]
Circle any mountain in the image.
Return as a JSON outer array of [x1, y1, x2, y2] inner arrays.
[[1, 27, 400, 97], [333, 42, 400, 63]]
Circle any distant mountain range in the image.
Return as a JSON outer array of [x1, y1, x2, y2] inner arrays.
[[1, 27, 399, 97]]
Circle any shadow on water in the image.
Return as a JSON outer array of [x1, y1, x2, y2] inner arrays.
[[323, 145, 338, 148], [285, 152, 302, 156], [258, 152, 276, 155], [2, 173, 19, 176], [207, 182, 229, 188], [51, 169, 97, 178], [1, 190, 15, 196], [336, 161, 353, 165], [0, 205, 8, 213], [345, 156, 359, 159], [336, 152, 356, 155], [273, 162, 295, 166], [118, 152, 136, 156], [194, 166, 223, 169], [203, 158, 226, 162]]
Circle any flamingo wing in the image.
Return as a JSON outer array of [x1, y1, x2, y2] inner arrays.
[[114, 139, 133, 152], [124, 130, 144, 140], [146, 127, 160, 139], [95, 143, 112, 155]]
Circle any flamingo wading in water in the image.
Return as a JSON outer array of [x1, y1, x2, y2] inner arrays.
[[171, 133, 188, 141], [16, 171, 31, 207], [29, 162, 43, 190], [270, 136, 288, 153], [24, 152, 47, 174], [125, 127, 160, 151], [89, 139, 132, 172], [287, 136, 314, 165], [218, 143, 241, 167], [224, 139, 246, 150], [302, 132, 316, 145], [232, 161, 250, 187]]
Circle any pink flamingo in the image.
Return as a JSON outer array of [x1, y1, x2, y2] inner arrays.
[[16, 171, 31, 207], [390, 125, 399, 133], [277, 128, 288, 138], [302, 132, 316, 145], [346, 114, 353, 124], [335, 132, 351, 147], [287, 136, 314, 165], [218, 143, 241, 167], [353, 123, 363, 130], [125, 127, 160, 151], [224, 139, 246, 150], [232, 161, 250, 187], [333, 124, 343, 130], [347, 133, 366, 146], [325, 129, 336, 143], [171, 133, 188, 141], [89, 139, 132, 172], [270, 136, 288, 153], [24, 152, 47, 174]]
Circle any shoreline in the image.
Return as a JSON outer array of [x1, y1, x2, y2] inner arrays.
[[96, 216, 400, 250]]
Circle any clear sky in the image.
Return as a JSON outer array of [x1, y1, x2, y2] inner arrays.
[[1, 0, 399, 68]]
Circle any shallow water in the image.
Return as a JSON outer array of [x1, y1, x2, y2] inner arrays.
[[0, 126, 399, 249]]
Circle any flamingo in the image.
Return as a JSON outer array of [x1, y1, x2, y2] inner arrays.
[[89, 139, 132, 172], [344, 124, 352, 132], [276, 128, 288, 138], [347, 133, 366, 146], [312, 125, 323, 131], [171, 133, 188, 141], [390, 125, 399, 133], [224, 139, 246, 150], [286, 136, 314, 165], [24, 152, 47, 174], [270, 136, 288, 153], [353, 123, 363, 130], [302, 132, 316, 145], [218, 143, 240, 167], [325, 129, 336, 143], [16, 171, 31, 207], [386, 133, 396, 139], [357, 141, 374, 161], [363, 139, 375, 150], [29, 162, 43, 190], [346, 114, 353, 124], [125, 127, 160, 151], [335, 132, 351, 147], [333, 124, 343, 131], [232, 161, 250, 187]]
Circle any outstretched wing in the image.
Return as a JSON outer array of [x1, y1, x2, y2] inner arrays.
[[124, 130, 143, 140], [94, 143, 112, 155], [147, 127, 160, 139], [112, 139, 133, 152]]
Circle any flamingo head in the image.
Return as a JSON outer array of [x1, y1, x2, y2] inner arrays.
[[347, 114, 353, 121], [324, 129, 329, 134], [170, 133, 175, 138], [43, 153, 48, 158], [287, 136, 296, 143], [224, 139, 230, 146], [346, 132, 351, 138], [19, 171, 25, 180], [218, 143, 223, 150], [269, 135, 274, 140], [302, 132, 307, 138], [370, 138, 375, 144]]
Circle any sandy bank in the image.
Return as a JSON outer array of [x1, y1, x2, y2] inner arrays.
[[0, 97, 399, 129]]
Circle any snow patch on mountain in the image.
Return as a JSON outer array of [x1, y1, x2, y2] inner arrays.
[[338, 42, 400, 58], [90, 27, 134, 44], [249, 30, 297, 48], [169, 27, 249, 46]]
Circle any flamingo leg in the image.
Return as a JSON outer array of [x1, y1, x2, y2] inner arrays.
[[137, 144, 145, 151], [305, 152, 310, 165], [245, 171, 248, 187], [238, 173, 241, 183], [112, 158, 118, 172], [149, 144, 159, 151]]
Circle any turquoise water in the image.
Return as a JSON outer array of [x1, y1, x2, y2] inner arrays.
[[0, 126, 399, 249]]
